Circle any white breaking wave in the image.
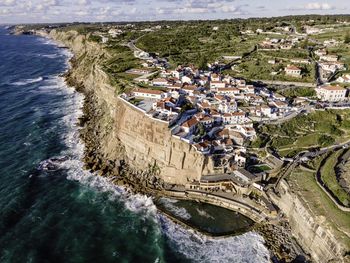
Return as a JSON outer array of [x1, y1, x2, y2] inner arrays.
[[158, 197, 191, 220], [39, 54, 60, 59], [12, 77, 43, 86], [56, 83, 270, 263], [37, 38, 56, 46], [47, 42, 270, 263], [196, 208, 214, 220], [159, 215, 270, 263]]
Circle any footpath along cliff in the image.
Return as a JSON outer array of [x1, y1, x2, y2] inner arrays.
[[48, 29, 349, 263]]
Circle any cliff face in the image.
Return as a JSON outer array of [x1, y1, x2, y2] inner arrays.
[[49, 30, 214, 185], [114, 101, 215, 184], [48, 30, 348, 262], [270, 181, 348, 263]]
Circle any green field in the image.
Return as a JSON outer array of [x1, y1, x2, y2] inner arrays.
[[278, 87, 316, 98], [255, 109, 350, 157], [227, 50, 316, 82], [136, 24, 264, 68]]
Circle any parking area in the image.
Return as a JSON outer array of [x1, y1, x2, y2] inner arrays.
[[137, 98, 155, 112]]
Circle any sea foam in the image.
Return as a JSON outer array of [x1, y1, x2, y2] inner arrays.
[[42, 40, 270, 263], [12, 77, 43, 86]]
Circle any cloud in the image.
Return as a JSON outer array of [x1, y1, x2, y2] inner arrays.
[[0, 0, 345, 23], [304, 2, 334, 10], [287, 2, 335, 11], [0, 0, 16, 6], [156, 0, 247, 16]]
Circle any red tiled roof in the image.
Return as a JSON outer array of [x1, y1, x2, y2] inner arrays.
[[285, 65, 301, 71], [152, 78, 168, 83], [134, 88, 163, 95], [232, 112, 245, 116], [320, 85, 345, 91], [182, 117, 198, 128]]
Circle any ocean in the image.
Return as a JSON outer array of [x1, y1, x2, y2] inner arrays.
[[0, 27, 269, 263]]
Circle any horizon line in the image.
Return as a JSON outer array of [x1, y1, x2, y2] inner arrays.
[[2, 13, 350, 26]]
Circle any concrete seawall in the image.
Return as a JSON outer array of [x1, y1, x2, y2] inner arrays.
[[162, 190, 268, 223]]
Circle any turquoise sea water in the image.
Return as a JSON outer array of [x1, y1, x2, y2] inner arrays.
[[0, 28, 269, 263]]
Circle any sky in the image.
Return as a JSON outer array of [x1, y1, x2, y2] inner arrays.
[[0, 0, 348, 24]]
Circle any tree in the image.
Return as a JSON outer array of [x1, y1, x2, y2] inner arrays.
[[198, 55, 208, 70]]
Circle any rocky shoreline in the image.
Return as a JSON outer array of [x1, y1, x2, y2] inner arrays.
[[63, 53, 309, 262], [8, 25, 347, 262], [65, 65, 167, 196]]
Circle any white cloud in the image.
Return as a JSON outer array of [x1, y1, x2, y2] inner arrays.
[[287, 2, 336, 11], [78, 0, 90, 5], [156, 0, 246, 15], [75, 10, 89, 16], [0, 8, 9, 15], [304, 2, 334, 10], [0, 0, 345, 23], [0, 0, 16, 6]]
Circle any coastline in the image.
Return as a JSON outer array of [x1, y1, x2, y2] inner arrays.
[[8, 24, 350, 263], [56, 37, 308, 263], [18, 25, 313, 262]]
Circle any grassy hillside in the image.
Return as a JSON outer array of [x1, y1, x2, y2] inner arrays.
[[254, 109, 350, 157]]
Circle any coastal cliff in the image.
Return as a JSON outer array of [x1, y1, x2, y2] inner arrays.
[[270, 181, 349, 263], [49, 29, 215, 187], [47, 29, 349, 262]]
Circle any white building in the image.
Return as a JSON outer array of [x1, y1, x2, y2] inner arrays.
[[210, 81, 226, 91], [216, 87, 240, 96], [152, 78, 169, 87], [211, 73, 221, 82], [133, 88, 166, 100], [171, 70, 184, 79], [222, 112, 246, 125], [315, 49, 327, 57], [316, 85, 347, 102], [320, 62, 345, 73], [181, 75, 193, 84], [285, 65, 302, 77], [337, 74, 350, 83], [320, 55, 338, 62]]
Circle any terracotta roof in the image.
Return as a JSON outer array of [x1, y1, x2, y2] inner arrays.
[[194, 141, 210, 149], [243, 126, 255, 131], [215, 95, 225, 101], [222, 138, 234, 146], [217, 87, 239, 92], [134, 88, 163, 95], [152, 78, 168, 83], [274, 101, 287, 107], [320, 85, 345, 91], [218, 129, 229, 137], [232, 112, 245, 116], [211, 109, 221, 116], [182, 117, 198, 128], [285, 65, 301, 71], [230, 131, 245, 139]]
